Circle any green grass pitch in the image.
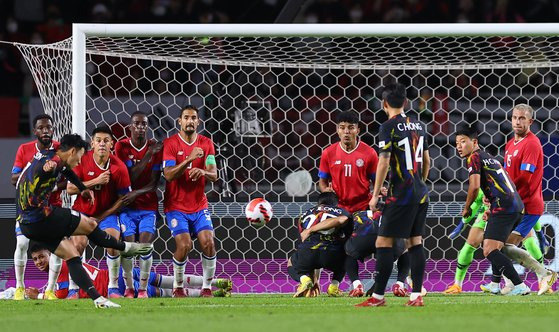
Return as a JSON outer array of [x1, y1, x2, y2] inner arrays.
[[2, 294, 559, 332]]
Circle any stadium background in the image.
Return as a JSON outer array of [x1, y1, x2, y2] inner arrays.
[[0, 0, 558, 293]]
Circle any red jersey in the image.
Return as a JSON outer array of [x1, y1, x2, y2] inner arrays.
[[72, 151, 131, 216], [163, 133, 216, 213], [55, 261, 109, 299], [318, 141, 378, 213], [114, 138, 162, 211], [12, 140, 62, 207], [504, 131, 544, 215]]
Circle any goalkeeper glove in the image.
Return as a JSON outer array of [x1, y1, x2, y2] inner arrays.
[[535, 230, 550, 255], [448, 221, 465, 240]]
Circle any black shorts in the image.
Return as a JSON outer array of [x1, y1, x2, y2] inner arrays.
[[20, 207, 81, 252], [345, 233, 406, 261], [289, 248, 345, 276], [484, 212, 522, 243], [378, 202, 428, 238]]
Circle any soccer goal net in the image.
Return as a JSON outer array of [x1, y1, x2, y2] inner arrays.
[[15, 24, 559, 293]]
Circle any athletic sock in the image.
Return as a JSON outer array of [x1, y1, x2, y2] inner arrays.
[[87, 226, 125, 251], [455, 242, 476, 287], [14, 235, 30, 288], [396, 252, 410, 283], [201, 254, 216, 289], [183, 274, 204, 287], [345, 256, 360, 282], [487, 249, 522, 285], [173, 258, 186, 288], [139, 254, 153, 290], [46, 254, 62, 292], [121, 256, 134, 289], [159, 288, 172, 297], [353, 280, 363, 289], [158, 275, 174, 288], [106, 254, 121, 289], [373, 247, 394, 296], [408, 244, 426, 293], [533, 220, 542, 232], [523, 236, 544, 264], [502, 244, 548, 278], [66, 257, 101, 300]]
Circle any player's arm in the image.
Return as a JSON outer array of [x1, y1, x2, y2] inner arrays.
[[163, 147, 204, 181], [463, 190, 485, 224], [10, 145, 25, 186], [188, 155, 218, 182], [300, 215, 349, 242], [421, 150, 430, 182], [67, 171, 110, 195], [129, 142, 163, 182], [318, 151, 332, 192], [369, 152, 390, 210], [463, 174, 480, 219], [318, 178, 332, 192]]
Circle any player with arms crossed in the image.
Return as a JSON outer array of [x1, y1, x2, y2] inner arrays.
[[163, 105, 220, 297], [115, 111, 163, 298], [11, 114, 63, 300], [483, 104, 556, 294], [357, 83, 430, 307], [67, 126, 134, 298], [16, 133, 151, 308], [318, 111, 393, 297], [289, 192, 351, 297]]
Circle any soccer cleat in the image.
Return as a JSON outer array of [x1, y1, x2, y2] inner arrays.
[[14, 287, 25, 301], [121, 242, 153, 257], [172, 287, 187, 298], [293, 275, 313, 298], [348, 284, 364, 297], [443, 284, 462, 295], [94, 296, 121, 308], [108, 287, 123, 298], [327, 283, 343, 297], [215, 278, 232, 291], [212, 288, 231, 297], [66, 289, 79, 299], [123, 288, 135, 298], [44, 290, 58, 300], [405, 296, 424, 306], [200, 288, 213, 297], [537, 270, 557, 295], [392, 283, 409, 297], [136, 290, 148, 298], [480, 282, 500, 295], [506, 283, 531, 296], [355, 297, 386, 307], [308, 283, 321, 297]]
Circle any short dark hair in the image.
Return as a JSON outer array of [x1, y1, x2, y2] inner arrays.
[[455, 124, 478, 140], [58, 134, 89, 152], [32, 114, 53, 128], [91, 125, 114, 139], [335, 111, 359, 125], [382, 83, 407, 108], [180, 105, 199, 117], [29, 241, 50, 255], [317, 191, 339, 206], [131, 111, 147, 120]]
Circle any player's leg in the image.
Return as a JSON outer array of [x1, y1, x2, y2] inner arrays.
[[288, 250, 315, 297], [193, 209, 216, 297], [98, 215, 124, 298], [445, 222, 484, 294], [13, 222, 29, 300], [120, 211, 138, 298], [405, 202, 428, 306], [482, 213, 530, 296], [44, 253, 62, 300], [523, 230, 543, 263], [393, 239, 410, 297], [166, 211, 191, 297], [136, 211, 157, 298], [323, 250, 345, 297], [344, 233, 376, 297]]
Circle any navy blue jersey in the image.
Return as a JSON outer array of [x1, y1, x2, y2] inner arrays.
[[351, 210, 380, 237], [297, 204, 352, 251], [16, 150, 61, 224], [466, 149, 524, 215], [378, 113, 429, 206]]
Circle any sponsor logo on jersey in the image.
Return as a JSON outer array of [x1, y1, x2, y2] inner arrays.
[[178, 151, 184, 156], [88, 171, 95, 176], [356, 159, 364, 167], [513, 150, 518, 157], [334, 160, 341, 165], [128, 154, 134, 159]]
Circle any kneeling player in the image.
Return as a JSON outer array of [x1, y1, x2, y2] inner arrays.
[[26, 244, 232, 299], [288, 192, 351, 297]]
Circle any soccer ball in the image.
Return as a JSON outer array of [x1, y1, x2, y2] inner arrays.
[[245, 198, 273, 228]]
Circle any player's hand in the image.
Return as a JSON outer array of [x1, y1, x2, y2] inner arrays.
[[369, 195, 379, 212], [148, 142, 163, 155], [300, 229, 312, 242], [189, 167, 206, 181], [380, 186, 388, 196], [188, 147, 204, 161], [462, 206, 472, 219], [25, 287, 39, 299], [81, 189, 95, 205], [448, 221, 465, 240], [121, 191, 139, 206], [42, 160, 57, 173], [95, 170, 111, 185], [482, 210, 490, 221]]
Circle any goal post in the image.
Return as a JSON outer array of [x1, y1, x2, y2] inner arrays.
[[14, 23, 559, 293]]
